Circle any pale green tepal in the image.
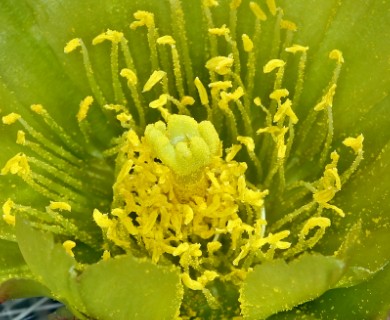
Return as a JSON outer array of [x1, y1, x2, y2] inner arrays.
[[0, 0, 389, 319]]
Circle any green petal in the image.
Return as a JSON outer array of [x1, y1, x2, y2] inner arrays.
[[271, 262, 390, 320], [0, 239, 28, 280], [240, 254, 345, 319], [15, 217, 183, 319], [0, 239, 47, 301], [15, 218, 87, 317], [78, 255, 183, 320]]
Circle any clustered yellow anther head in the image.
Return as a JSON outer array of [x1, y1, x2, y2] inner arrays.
[[145, 115, 221, 177], [92, 30, 124, 45], [206, 56, 234, 75]]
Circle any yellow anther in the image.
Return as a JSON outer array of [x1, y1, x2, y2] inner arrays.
[[239, 185, 268, 207], [343, 134, 364, 155], [143, 70, 167, 92], [269, 89, 289, 102], [116, 159, 134, 184], [209, 24, 230, 36], [253, 97, 262, 106], [256, 126, 281, 134], [62, 240, 76, 257], [30, 104, 45, 114], [225, 144, 242, 162], [207, 241, 222, 254], [198, 270, 218, 286], [204, 0, 219, 7], [274, 99, 298, 124], [181, 96, 195, 106], [77, 96, 94, 122], [104, 104, 126, 113], [263, 59, 285, 73], [209, 81, 233, 92], [276, 127, 288, 158], [194, 77, 209, 105], [157, 35, 176, 45], [181, 273, 203, 290], [285, 44, 309, 54], [267, 230, 291, 248], [1, 153, 30, 176], [145, 115, 221, 176], [329, 151, 340, 167], [16, 131, 26, 145], [280, 20, 297, 31], [313, 163, 342, 206], [2, 199, 15, 226], [266, 0, 277, 16], [242, 34, 254, 52], [116, 112, 133, 128], [230, 0, 242, 9], [130, 10, 154, 29], [49, 201, 72, 212], [205, 56, 234, 75], [173, 243, 190, 256], [120, 68, 138, 86], [300, 217, 331, 238], [237, 136, 255, 152], [2, 113, 21, 125], [314, 84, 337, 111], [92, 30, 124, 45], [183, 205, 194, 225], [149, 94, 168, 109], [329, 49, 344, 64], [102, 250, 111, 261], [231, 87, 244, 101], [64, 38, 81, 53], [93, 209, 112, 229], [249, 2, 267, 21]]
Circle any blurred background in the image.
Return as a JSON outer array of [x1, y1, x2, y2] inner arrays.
[[0, 298, 63, 320]]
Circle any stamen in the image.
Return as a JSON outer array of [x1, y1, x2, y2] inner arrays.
[[218, 91, 238, 140], [201, 0, 219, 60], [169, 0, 195, 94], [237, 136, 263, 178], [130, 11, 160, 71], [229, 0, 241, 47], [30, 104, 83, 155], [285, 45, 309, 108], [341, 134, 364, 183], [92, 30, 127, 105], [62, 240, 76, 257], [243, 20, 261, 109], [315, 84, 337, 167], [284, 217, 331, 258], [120, 68, 145, 128], [157, 35, 185, 98], [64, 38, 107, 106]]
